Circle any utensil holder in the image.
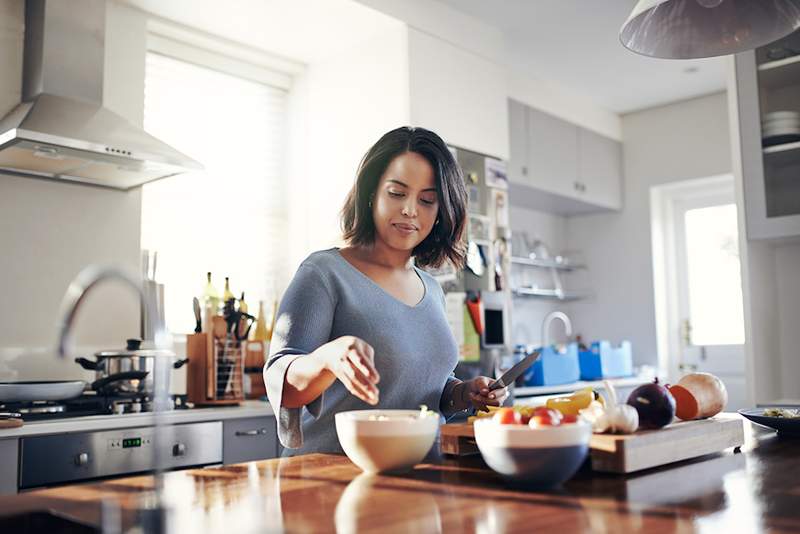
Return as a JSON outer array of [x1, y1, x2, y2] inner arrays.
[[186, 332, 243, 405]]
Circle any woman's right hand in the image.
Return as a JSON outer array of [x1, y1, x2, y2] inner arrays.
[[319, 336, 380, 405]]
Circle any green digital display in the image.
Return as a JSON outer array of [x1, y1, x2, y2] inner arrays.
[[123, 437, 142, 448]]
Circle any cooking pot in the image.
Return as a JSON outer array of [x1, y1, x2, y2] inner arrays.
[[75, 338, 188, 395]]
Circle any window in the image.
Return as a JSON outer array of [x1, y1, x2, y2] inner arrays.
[[683, 203, 745, 346], [141, 49, 288, 334]]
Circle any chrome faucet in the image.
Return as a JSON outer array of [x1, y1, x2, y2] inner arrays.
[[542, 311, 573, 349], [57, 265, 173, 533]]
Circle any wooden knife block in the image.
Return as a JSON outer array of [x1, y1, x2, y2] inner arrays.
[[186, 333, 243, 406]]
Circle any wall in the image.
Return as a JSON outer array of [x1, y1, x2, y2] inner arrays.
[[0, 2, 146, 381], [565, 92, 732, 367], [285, 19, 409, 277]]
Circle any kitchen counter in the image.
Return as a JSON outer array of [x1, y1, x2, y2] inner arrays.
[[0, 400, 273, 438], [0, 417, 797, 533]]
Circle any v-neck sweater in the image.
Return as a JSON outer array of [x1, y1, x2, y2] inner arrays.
[[263, 248, 461, 454]]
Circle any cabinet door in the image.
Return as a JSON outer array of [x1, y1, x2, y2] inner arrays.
[[527, 107, 579, 199], [578, 128, 623, 210], [508, 99, 528, 185], [223, 416, 279, 465], [0, 439, 18, 495]]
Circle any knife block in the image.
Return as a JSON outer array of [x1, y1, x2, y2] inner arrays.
[[186, 333, 243, 406]]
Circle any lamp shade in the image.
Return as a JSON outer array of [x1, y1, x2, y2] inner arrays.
[[620, 0, 800, 59]]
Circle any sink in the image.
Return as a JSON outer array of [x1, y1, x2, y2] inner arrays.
[[0, 510, 99, 533]]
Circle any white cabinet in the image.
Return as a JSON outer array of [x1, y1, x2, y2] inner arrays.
[[732, 30, 800, 240], [508, 99, 622, 215], [408, 28, 509, 160]]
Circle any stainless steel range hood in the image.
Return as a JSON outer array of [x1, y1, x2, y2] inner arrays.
[[0, 0, 203, 190]]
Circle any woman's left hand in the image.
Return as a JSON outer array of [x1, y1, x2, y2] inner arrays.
[[465, 376, 509, 412]]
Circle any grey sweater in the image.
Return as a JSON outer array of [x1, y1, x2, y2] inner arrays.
[[263, 248, 461, 454]]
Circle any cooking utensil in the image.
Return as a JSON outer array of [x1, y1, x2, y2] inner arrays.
[[0, 380, 87, 402], [193, 297, 202, 334], [739, 408, 800, 437], [75, 338, 187, 395], [90, 370, 149, 394], [488, 350, 540, 392]]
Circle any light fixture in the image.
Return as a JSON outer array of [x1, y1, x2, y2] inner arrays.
[[620, 0, 800, 59]]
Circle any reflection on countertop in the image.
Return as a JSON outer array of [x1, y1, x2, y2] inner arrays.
[[0, 419, 797, 533]]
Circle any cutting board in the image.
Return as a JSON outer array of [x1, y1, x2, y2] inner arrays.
[[440, 413, 744, 474]]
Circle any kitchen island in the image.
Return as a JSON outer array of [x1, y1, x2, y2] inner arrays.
[[0, 417, 797, 533]]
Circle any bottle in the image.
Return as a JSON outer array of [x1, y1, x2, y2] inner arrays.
[[202, 272, 220, 313], [223, 276, 235, 304], [253, 300, 268, 342]]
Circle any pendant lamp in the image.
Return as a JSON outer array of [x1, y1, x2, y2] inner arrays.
[[620, 0, 800, 59]]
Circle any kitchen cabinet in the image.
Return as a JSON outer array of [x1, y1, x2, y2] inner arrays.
[[508, 99, 623, 215], [408, 29, 509, 160], [0, 440, 17, 495], [731, 29, 800, 240], [222, 416, 280, 464]]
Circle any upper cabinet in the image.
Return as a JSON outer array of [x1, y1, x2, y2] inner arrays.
[[731, 29, 800, 240], [507, 99, 622, 215], [407, 29, 509, 160]]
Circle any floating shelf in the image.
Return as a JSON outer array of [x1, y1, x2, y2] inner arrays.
[[512, 287, 586, 301], [510, 256, 584, 271], [514, 375, 651, 398]]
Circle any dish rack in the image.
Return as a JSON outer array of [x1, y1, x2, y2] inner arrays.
[[186, 332, 244, 405]]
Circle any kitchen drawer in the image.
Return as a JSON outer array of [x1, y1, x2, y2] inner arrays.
[[0, 439, 18, 495], [223, 416, 279, 465]]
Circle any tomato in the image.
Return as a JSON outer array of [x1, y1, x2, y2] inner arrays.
[[493, 407, 517, 425], [529, 406, 563, 427], [562, 414, 579, 424], [514, 409, 532, 425]]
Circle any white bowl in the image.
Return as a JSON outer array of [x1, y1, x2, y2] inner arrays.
[[335, 410, 439, 473], [474, 419, 592, 487]]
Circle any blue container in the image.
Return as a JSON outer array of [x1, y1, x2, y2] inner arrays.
[[578, 340, 633, 380], [523, 343, 581, 386]]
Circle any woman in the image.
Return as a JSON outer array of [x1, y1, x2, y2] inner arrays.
[[264, 126, 508, 454]]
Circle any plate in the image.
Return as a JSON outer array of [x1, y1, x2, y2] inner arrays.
[[738, 408, 800, 436]]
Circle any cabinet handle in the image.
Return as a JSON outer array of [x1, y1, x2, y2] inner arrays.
[[235, 428, 268, 437]]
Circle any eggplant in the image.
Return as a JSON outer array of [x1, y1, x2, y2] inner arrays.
[[626, 378, 676, 429]]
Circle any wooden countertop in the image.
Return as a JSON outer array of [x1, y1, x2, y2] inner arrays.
[[1, 419, 798, 533]]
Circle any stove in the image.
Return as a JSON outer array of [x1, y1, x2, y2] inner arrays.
[[1, 393, 190, 422]]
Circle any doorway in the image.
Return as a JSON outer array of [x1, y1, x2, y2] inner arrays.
[[651, 175, 747, 410]]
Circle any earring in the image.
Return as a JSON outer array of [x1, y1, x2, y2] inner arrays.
[[368, 200, 372, 208], [435, 218, 440, 225]]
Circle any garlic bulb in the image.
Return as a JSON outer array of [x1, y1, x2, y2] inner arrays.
[[602, 380, 639, 434], [579, 400, 610, 433]]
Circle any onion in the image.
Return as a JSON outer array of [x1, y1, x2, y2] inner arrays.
[[626, 379, 676, 429], [669, 372, 727, 420]]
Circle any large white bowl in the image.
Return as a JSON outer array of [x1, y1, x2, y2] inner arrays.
[[335, 410, 439, 473], [474, 418, 592, 487]]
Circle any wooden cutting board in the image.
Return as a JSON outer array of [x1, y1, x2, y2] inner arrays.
[[440, 413, 744, 474]]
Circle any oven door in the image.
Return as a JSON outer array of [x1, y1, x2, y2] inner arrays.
[[19, 421, 222, 489]]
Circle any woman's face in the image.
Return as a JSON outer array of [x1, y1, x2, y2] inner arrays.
[[372, 151, 439, 254]]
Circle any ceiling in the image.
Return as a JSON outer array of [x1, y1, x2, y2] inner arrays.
[[436, 0, 729, 114]]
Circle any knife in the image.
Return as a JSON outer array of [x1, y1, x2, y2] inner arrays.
[[193, 297, 202, 333], [488, 350, 540, 391]]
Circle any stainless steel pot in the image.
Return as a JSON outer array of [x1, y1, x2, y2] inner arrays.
[[75, 338, 188, 394]]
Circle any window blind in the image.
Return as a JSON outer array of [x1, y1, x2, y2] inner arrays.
[[142, 51, 288, 334]]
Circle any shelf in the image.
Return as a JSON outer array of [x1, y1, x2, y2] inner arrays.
[[757, 54, 800, 89], [510, 256, 585, 271], [511, 287, 586, 301], [763, 140, 800, 168], [514, 375, 652, 398]]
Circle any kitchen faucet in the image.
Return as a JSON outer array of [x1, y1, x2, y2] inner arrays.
[[542, 311, 573, 349], [57, 265, 173, 533]]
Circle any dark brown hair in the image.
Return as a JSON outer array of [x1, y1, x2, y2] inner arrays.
[[341, 126, 467, 269]]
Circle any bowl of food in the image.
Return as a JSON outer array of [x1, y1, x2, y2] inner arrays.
[[474, 406, 591, 488], [335, 407, 439, 473]]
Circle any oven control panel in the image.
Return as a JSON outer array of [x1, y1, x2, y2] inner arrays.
[[19, 421, 222, 489]]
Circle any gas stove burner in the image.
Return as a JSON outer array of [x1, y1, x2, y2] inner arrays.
[[2, 393, 191, 421]]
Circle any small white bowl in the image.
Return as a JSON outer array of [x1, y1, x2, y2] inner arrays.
[[335, 410, 439, 473], [474, 419, 592, 487]]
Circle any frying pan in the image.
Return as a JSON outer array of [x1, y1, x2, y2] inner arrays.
[[0, 380, 87, 402]]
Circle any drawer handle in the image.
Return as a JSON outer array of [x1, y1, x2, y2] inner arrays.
[[235, 428, 268, 437]]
